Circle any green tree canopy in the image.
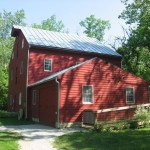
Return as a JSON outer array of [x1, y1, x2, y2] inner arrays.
[[79, 15, 110, 41], [0, 10, 26, 110], [32, 15, 67, 32], [117, 0, 150, 81], [0, 10, 26, 38]]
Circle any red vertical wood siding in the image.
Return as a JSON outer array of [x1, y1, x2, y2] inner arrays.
[[27, 80, 58, 127], [28, 48, 121, 85], [59, 58, 149, 123], [8, 32, 28, 114]]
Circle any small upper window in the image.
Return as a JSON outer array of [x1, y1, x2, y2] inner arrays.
[[11, 70, 13, 80], [19, 92, 22, 105], [44, 59, 52, 71], [22, 39, 24, 48], [17, 43, 19, 58], [126, 87, 135, 104], [20, 61, 23, 74], [12, 51, 14, 59], [82, 85, 93, 104], [32, 90, 36, 105]]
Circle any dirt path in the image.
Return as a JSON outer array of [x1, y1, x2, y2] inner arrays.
[[0, 124, 83, 150]]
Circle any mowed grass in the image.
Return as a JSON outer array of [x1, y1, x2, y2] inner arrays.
[[54, 126, 150, 150], [0, 117, 35, 126], [0, 130, 22, 150]]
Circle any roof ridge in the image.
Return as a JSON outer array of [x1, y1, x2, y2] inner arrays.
[[12, 25, 122, 57], [13, 25, 100, 41]]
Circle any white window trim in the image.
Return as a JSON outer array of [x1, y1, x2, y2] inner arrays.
[[82, 85, 94, 104], [22, 38, 24, 48], [32, 90, 36, 105], [20, 61, 23, 74], [44, 59, 52, 72], [19, 92, 22, 105], [12, 51, 14, 59], [126, 87, 135, 104]]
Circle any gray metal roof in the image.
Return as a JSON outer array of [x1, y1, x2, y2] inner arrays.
[[12, 25, 121, 57], [28, 57, 96, 87]]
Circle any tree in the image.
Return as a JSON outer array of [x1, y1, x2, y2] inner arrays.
[[32, 15, 67, 33], [79, 15, 110, 41], [117, 0, 150, 81], [0, 10, 26, 110]]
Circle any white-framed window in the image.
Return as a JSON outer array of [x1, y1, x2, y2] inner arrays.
[[11, 70, 13, 80], [32, 90, 36, 105], [82, 85, 94, 104], [22, 38, 24, 48], [126, 87, 135, 104], [12, 51, 14, 59], [20, 61, 23, 74], [44, 59, 52, 71], [19, 92, 22, 105]]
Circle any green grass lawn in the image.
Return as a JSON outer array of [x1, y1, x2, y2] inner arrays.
[[54, 126, 150, 150], [0, 117, 35, 126], [0, 130, 22, 150]]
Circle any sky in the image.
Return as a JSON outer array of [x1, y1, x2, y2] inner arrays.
[[0, 0, 126, 44]]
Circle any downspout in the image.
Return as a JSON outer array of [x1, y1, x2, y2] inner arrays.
[[25, 45, 30, 119], [55, 77, 60, 128]]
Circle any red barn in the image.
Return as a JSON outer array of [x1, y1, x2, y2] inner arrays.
[[8, 26, 150, 128]]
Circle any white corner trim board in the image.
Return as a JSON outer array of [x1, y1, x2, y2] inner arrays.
[[97, 103, 150, 113]]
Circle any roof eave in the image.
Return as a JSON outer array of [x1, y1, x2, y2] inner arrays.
[[28, 77, 56, 88], [30, 44, 122, 58]]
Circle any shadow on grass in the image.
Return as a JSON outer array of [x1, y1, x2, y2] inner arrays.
[[0, 131, 22, 150], [0, 117, 36, 126], [0, 131, 23, 141], [54, 127, 150, 150]]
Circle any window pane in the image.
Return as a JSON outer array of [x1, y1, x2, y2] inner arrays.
[[126, 88, 134, 103], [22, 39, 24, 48], [44, 59, 52, 71], [20, 61, 23, 74], [32, 90, 36, 105], [83, 86, 93, 103], [19, 92, 22, 105]]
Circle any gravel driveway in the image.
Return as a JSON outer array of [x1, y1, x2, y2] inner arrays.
[[0, 124, 83, 150]]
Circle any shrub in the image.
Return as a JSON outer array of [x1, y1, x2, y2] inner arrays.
[[94, 123, 105, 132], [94, 121, 130, 132], [131, 105, 150, 128], [0, 110, 17, 118]]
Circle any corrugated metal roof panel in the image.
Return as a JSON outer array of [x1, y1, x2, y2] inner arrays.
[[12, 25, 121, 57]]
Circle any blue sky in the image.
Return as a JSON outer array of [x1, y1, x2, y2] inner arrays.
[[0, 0, 126, 43]]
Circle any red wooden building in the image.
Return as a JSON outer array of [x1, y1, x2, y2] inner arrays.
[[8, 26, 150, 128]]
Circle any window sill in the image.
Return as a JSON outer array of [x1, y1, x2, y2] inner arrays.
[[126, 102, 135, 104], [82, 102, 94, 104], [44, 70, 52, 72]]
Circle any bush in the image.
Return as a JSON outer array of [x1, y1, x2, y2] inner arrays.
[[131, 105, 150, 128], [0, 110, 17, 118], [94, 121, 130, 132], [94, 123, 105, 132]]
